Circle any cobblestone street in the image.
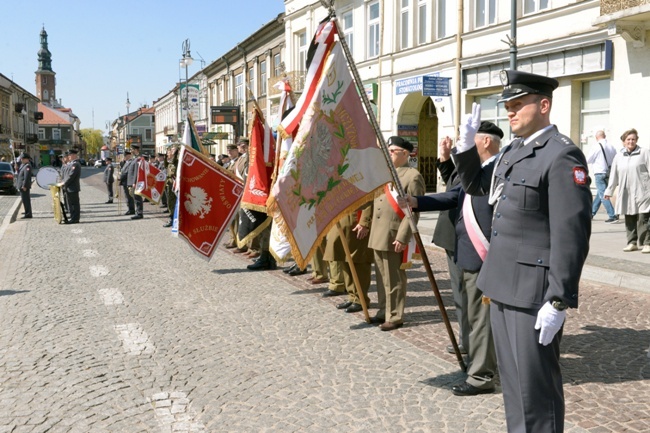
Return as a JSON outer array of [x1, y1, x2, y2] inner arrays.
[[0, 169, 648, 432]]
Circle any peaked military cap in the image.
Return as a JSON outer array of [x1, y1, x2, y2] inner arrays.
[[226, 144, 238, 150], [124, 149, 132, 155], [130, 143, 141, 149], [498, 70, 559, 103], [20, 152, 30, 159], [68, 148, 79, 154]]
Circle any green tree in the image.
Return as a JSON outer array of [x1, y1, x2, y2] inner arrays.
[[80, 128, 104, 155]]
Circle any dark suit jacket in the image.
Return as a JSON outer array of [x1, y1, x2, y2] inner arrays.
[[432, 158, 459, 252], [104, 165, 114, 184], [17, 163, 33, 190], [63, 160, 81, 193], [453, 126, 592, 309]]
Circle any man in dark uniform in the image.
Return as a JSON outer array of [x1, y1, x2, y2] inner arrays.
[[155, 152, 168, 208], [223, 144, 240, 247], [119, 150, 135, 215], [103, 157, 114, 204], [452, 70, 592, 432], [61, 148, 82, 224], [127, 143, 144, 220], [17, 153, 33, 219]]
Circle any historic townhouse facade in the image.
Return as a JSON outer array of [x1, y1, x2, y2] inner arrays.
[[284, 0, 650, 191]]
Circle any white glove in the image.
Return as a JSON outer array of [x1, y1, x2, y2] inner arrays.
[[455, 102, 481, 153], [534, 301, 566, 346]]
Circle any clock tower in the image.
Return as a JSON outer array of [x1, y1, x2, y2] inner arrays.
[[35, 27, 56, 105]]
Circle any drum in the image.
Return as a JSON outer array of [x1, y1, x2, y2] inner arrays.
[[36, 166, 60, 190]]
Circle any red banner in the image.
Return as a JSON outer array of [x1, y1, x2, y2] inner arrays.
[[135, 159, 166, 204], [241, 109, 275, 212], [177, 146, 243, 260]]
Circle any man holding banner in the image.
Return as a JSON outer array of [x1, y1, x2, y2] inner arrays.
[[365, 136, 425, 331]]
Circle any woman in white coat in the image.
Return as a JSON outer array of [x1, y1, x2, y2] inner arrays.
[[604, 128, 650, 253]]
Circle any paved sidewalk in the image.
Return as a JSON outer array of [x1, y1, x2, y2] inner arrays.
[[0, 168, 647, 432]]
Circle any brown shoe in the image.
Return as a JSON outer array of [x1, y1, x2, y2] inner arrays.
[[224, 242, 237, 249], [310, 277, 329, 285], [233, 247, 248, 254], [379, 322, 403, 332]]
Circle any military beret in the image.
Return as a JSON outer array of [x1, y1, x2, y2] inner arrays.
[[226, 144, 238, 150], [498, 70, 559, 103], [478, 121, 504, 139], [387, 136, 414, 153]]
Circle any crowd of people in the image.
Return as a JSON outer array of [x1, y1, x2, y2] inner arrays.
[[12, 68, 649, 433]]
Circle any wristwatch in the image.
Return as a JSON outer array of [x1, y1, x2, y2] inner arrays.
[[551, 299, 568, 311]]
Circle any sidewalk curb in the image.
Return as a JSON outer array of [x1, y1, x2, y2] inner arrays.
[[581, 264, 650, 295], [0, 197, 22, 242]]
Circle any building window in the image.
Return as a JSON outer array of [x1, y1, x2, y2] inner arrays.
[[474, 95, 511, 142], [52, 128, 61, 141], [523, 0, 549, 15], [274, 53, 282, 77], [580, 79, 610, 151], [42, 76, 47, 84], [248, 67, 255, 99], [437, 0, 447, 39], [235, 72, 244, 105], [418, 0, 428, 45], [145, 129, 152, 140], [342, 10, 354, 57], [259, 60, 267, 95], [401, 0, 410, 50], [476, 0, 496, 28], [367, 1, 380, 58], [297, 31, 308, 72], [38, 128, 45, 140]]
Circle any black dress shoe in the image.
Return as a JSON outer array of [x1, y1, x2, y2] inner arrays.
[[131, 214, 143, 220], [162, 221, 173, 228], [369, 316, 384, 325], [124, 211, 135, 215], [451, 382, 495, 397], [447, 345, 468, 355], [283, 264, 298, 274], [288, 267, 308, 276], [336, 301, 353, 310], [345, 303, 363, 313], [105, 200, 113, 204], [321, 289, 345, 298], [20, 215, 32, 219]]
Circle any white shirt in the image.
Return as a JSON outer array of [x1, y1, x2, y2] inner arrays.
[[587, 139, 617, 174]]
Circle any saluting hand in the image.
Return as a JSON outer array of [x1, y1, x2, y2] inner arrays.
[[439, 137, 453, 162], [456, 102, 481, 153]]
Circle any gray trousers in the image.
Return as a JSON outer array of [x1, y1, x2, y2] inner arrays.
[[461, 270, 496, 389], [447, 250, 469, 350], [491, 300, 564, 433], [624, 213, 650, 246]]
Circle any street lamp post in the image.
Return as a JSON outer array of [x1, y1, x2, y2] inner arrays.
[[125, 93, 131, 151], [180, 39, 194, 123]]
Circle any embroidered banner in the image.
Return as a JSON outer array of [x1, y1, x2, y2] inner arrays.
[[134, 160, 166, 204], [176, 146, 243, 260]]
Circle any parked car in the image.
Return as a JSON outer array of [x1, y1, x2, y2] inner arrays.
[[0, 162, 18, 195], [94, 159, 106, 168]]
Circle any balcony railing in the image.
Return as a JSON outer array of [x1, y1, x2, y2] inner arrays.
[[267, 71, 307, 96], [26, 134, 38, 144]]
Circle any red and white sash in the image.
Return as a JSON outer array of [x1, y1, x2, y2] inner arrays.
[[462, 193, 489, 261], [384, 184, 420, 269]]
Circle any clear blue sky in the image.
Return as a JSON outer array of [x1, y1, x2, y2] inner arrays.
[[1, 0, 285, 133]]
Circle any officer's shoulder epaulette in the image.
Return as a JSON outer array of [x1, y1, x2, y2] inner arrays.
[[553, 133, 575, 147]]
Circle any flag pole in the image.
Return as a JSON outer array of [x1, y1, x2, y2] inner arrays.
[[322, 2, 466, 371], [336, 222, 371, 323]]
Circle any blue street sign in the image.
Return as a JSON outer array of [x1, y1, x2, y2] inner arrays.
[[423, 76, 451, 97]]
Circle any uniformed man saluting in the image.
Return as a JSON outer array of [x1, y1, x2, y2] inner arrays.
[[452, 70, 592, 432]]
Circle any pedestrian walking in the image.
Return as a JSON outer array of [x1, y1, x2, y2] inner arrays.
[[452, 70, 592, 432], [587, 130, 618, 222], [604, 128, 650, 253]]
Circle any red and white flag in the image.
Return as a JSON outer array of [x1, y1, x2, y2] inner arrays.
[[135, 159, 166, 204], [176, 145, 244, 260], [267, 20, 392, 270]]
